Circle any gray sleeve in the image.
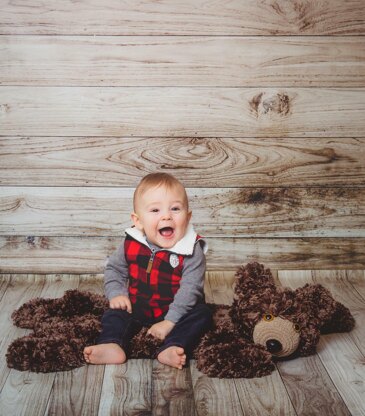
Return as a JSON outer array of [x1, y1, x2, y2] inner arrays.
[[104, 241, 129, 300], [164, 241, 206, 323]]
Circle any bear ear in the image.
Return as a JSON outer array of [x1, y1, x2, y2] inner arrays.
[[295, 284, 355, 334], [234, 262, 276, 298]]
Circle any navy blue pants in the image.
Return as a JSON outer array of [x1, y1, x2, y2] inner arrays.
[[97, 303, 212, 357]]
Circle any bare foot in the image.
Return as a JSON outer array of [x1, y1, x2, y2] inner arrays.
[[83, 343, 126, 365], [157, 346, 186, 370]]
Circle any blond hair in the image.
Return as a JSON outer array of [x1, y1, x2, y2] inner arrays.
[[133, 173, 188, 212]]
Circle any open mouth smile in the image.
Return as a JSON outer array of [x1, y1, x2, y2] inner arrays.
[[159, 227, 174, 238]]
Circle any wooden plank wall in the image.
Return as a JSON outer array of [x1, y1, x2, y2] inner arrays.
[[0, 0, 365, 273]]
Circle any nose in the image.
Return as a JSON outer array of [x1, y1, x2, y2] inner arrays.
[[161, 210, 172, 220], [266, 339, 282, 354]]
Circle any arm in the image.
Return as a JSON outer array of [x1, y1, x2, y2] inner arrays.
[[165, 241, 206, 323], [104, 241, 132, 312]]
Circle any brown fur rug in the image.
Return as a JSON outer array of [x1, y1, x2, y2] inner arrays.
[[6, 262, 355, 378]]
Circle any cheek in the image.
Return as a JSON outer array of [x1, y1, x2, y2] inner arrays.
[[176, 221, 188, 233], [137, 215, 156, 231], [150, 219, 161, 231], [176, 214, 189, 226]]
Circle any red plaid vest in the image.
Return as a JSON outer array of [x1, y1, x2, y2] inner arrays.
[[124, 234, 200, 320]]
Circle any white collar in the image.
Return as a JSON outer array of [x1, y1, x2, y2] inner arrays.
[[125, 224, 207, 255]]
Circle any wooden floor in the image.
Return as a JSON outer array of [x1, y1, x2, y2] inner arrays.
[[0, 271, 364, 416]]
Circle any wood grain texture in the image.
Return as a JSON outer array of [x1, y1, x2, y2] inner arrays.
[[152, 361, 196, 416], [78, 273, 104, 293], [1, 0, 364, 35], [1, 186, 363, 237], [1, 137, 364, 187], [205, 271, 236, 304], [1, 236, 365, 273], [2, 36, 364, 87], [278, 271, 365, 416], [0, 274, 10, 303], [347, 271, 365, 298], [0, 371, 56, 416], [2, 87, 365, 137], [317, 334, 365, 416], [277, 356, 351, 416], [98, 360, 152, 416], [234, 376, 297, 416], [191, 364, 244, 416], [46, 366, 105, 416]]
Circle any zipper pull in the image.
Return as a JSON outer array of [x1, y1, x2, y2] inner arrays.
[[146, 258, 153, 274], [146, 249, 156, 274]]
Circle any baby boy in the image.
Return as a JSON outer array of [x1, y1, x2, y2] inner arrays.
[[84, 173, 212, 369]]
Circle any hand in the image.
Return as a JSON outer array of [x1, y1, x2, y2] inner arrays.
[[147, 320, 175, 340], [109, 295, 132, 313]]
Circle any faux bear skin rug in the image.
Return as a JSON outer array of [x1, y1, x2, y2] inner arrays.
[[6, 262, 355, 378]]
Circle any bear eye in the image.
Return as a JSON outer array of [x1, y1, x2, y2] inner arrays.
[[293, 323, 301, 332], [263, 313, 274, 322]]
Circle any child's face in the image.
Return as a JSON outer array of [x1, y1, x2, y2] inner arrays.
[[131, 184, 192, 249]]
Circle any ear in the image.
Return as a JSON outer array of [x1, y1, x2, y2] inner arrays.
[[320, 301, 355, 334], [295, 284, 355, 334], [131, 212, 144, 231], [234, 262, 276, 300], [187, 210, 192, 222]]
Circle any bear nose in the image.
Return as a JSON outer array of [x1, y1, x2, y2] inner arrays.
[[266, 339, 282, 354]]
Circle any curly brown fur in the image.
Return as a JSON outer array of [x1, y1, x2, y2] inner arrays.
[[128, 327, 164, 358], [229, 262, 355, 357], [11, 290, 108, 327], [294, 283, 355, 333], [7, 290, 108, 372], [195, 328, 274, 378], [7, 263, 355, 378], [195, 262, 354, 377], [7, 335, 88, 372]]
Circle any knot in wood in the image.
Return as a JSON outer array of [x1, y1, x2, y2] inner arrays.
[[250, 92, 291, 118]]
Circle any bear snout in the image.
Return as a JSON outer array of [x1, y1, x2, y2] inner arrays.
[[253, 316, 300, 357]]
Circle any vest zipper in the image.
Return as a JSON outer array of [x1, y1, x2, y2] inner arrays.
[[146, 248, 156, 284]]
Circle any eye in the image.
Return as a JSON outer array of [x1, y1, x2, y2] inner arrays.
[[263, 313, 274, 322], [293, 323, 301, 332], [171, 206, 181, 211], [150, 208, 159, 213]]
